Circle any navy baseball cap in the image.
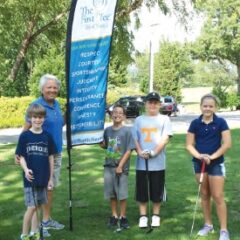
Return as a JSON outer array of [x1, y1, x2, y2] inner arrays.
[[146, 92, 161, 102]]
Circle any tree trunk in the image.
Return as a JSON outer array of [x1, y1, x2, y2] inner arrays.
[[8, 11, 67, 82], [8, 20, 36, 82]]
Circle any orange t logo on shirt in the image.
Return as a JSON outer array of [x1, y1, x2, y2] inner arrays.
[[141, 128, 157, 142]]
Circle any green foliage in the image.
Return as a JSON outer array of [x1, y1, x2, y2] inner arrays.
[[226, 91, 240, 110], [135, 52, 150, 94], [28, 47, 66, 97], [108, 57, 128, 87], [212, 87, 228, 108], [106, 86, 143, 105], [154, 41, 194, 101], [189, 60, 237, 88], [0, 1, 69, 96], [0, 96, 33, 128], [0, 97, 66, 128], [192, 0, 240, 93]]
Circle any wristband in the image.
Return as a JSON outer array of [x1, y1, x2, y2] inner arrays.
[[150, 150, 156, 157]]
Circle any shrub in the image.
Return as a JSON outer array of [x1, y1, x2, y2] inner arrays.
[[106, 86, 143, 105], [0, 97, 66, 128], [212, 87, 227, 108], [0, 96, 33, 128], [226, 92, 240, 110]]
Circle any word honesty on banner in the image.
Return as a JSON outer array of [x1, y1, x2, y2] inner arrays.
[[66, 0, 118, 146]]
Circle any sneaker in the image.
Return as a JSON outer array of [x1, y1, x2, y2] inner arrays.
[[120, 217, 130, 229], [197, 224, 214, 236], [19, 235, 31, 240], [151, 215, 160, 227], [42, 219, 65, 230], [219, 230, 230, 240], [42, 228, 51, 237], [139, 216, 148, 228], [107, 216, 118, 228], [29, 232, 40, 240]]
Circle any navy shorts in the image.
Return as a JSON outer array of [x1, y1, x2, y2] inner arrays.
[[135, 170, 166, 203], [193, 161, 225, 177]]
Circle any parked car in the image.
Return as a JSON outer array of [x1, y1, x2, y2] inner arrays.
[[106, 96, 145, 118], [160, 96, 178, 116], [106, 94, 177, 118]]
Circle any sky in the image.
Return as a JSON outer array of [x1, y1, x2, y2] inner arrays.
[[131, 4, 204, 52]]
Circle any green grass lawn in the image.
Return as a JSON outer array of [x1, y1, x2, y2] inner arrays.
[[0, 130, 239, 240]]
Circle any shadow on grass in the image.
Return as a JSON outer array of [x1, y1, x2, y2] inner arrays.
[[0, 131, 240, 239]]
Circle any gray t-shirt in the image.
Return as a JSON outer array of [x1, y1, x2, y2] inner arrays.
[[103, 126, 135, 171], [132, 114, 173, 171]]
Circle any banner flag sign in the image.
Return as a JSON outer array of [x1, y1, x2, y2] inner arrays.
[[66, 0, 118, 146]]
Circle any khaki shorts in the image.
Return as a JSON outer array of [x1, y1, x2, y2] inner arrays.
[[104, 167, 128, 200], [53, 153, 62, 187]]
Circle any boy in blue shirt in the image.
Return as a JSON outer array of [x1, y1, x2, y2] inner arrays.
[[16, 104, 56, 240], [132, 92, 172, 228]]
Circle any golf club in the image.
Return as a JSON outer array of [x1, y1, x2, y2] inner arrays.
[[114, 174, 122, 233], [32, 183, 44, 240], [190, 160, 206, 237], [145, 158, 153, 234]]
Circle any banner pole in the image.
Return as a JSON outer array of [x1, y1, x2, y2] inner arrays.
[[65, 0, 78, 231], [66, 146, 73, 231]]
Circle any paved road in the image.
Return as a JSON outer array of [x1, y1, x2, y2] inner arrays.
[[0, 111, 239, 144]]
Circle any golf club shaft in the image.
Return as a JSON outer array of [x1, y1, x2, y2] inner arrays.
[[32, 184, 44, 240], [190, 161, 206, 236], [115, 174, 122, 233]]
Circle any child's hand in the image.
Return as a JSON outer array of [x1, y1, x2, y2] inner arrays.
[[47, 179, 54, 191], [200, 154, 211, 165], [140, 149, 150, 159], [99, 140, 106, 148], [25, 169, 34, 182], [115, 166, 123, 175]]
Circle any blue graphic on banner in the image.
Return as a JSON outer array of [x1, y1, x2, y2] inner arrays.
[[69, 37, 111, 143]]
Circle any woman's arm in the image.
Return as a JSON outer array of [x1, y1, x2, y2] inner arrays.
[[48, 155, 54, 189]]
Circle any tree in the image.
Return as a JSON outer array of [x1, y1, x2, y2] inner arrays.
[[134, 51, 150, 93], [189, 60, 237, 88], [192, 0, 240, 93], [0, 0, 192, 96], [0, 0, 69, 96], [153, 41, 193, 101], [28, 46, 66, 97]]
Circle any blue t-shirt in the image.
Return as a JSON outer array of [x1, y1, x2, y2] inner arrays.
[[132, 114, 173, 171], [27, 97, 64, 153], [188, 114, 229, 164], [16, 130, 56, 187]]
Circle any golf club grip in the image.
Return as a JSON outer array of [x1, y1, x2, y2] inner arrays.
[[199, 161, 206, 183]]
